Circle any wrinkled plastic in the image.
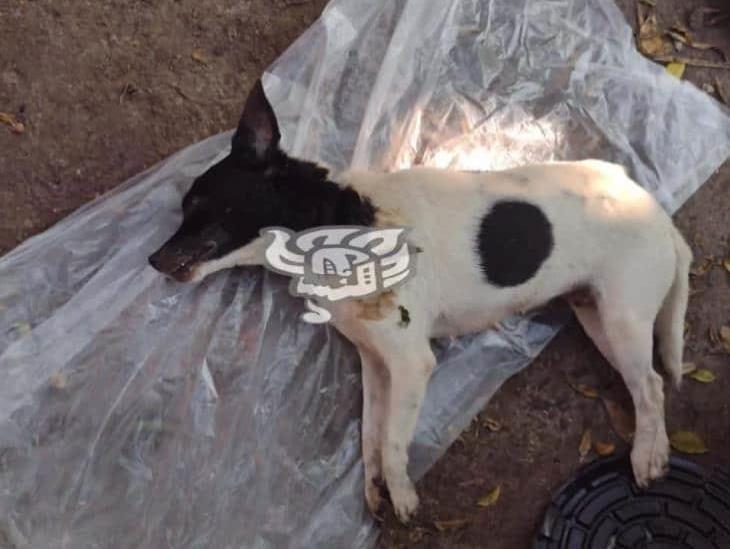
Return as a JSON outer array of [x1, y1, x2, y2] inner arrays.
[[1, 0, 729, 547]]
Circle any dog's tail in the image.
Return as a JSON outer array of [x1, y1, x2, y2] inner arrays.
[[655, 226, 692, 388]]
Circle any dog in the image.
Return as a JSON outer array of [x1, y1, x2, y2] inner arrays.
[[149, 80, 692, 523]]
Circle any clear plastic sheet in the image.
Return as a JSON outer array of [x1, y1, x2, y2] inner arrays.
[[1, 0, 729, 547]]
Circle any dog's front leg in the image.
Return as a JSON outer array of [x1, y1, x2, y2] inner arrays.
[[380, 342, 436, 523], [358, 347, 387, 516]]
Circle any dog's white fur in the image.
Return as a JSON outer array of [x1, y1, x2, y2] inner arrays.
[[196, 159, 691, 522]]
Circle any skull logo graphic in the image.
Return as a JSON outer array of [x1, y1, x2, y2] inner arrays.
[[261, 226, 416, 323]]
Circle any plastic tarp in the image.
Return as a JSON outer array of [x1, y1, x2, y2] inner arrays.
[[1, 0, 729, 547]]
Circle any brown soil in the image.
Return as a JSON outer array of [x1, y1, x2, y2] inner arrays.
[[1, 1, 728, 548]]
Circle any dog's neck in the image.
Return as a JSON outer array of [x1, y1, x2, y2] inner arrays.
[[265, 150, 377, 229]]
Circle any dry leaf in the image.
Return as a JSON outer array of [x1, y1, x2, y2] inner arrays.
[[720, 325, 730, 353], [579, 429, 592, 458], [434, 518, 470, 532], [665, 62, 686, 79], [690, 256, 714, 276], [191, 50, 207, 64], [638, 14, 673, 58], [0, 112, 25, 134], [482, 416, 502, 432], [682, 362, 697, 375], [477, 485, 501, 507], [568, 381, 599, 399], [601, 398, 634, 442], [594, 441, 616, 456], [667, 29, 715, 51], [688, 368, 716, 383], [408, 528, 426, 544], [669, 430, 708, 454], [49, 371, 68, 390]]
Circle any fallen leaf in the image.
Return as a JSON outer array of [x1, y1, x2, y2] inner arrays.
[[0, 112, 25, 134], [690, 256, 714, 276], [682, 362, 697, 375], [191, 50, 207, 64], [408, 528, 426, 543], [665, 62, 685, 79], [669, 430, 708, 454], [49, 371, 68, 390], [477, 485, 501, 507], [667, 29, 714, 51], [482, 416, 502, 432], [434, 518, 470, 532], [720, 325, 730, 353], [601, 398, 634, 442], [579, 429, 592, 458], [638, 14, 673, 58], [568, 381, 599, 399], [688, 368, 716, 383], [594, 441, 616, 456]]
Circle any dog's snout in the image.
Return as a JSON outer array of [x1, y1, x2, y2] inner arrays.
[[148, 251, 163, 271], [148, 247, 178, 275]]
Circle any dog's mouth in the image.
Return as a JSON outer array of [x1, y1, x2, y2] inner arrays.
[[148, 240, 219, 282]]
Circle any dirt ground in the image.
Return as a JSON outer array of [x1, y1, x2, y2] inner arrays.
[[1, 1, 728, 548]]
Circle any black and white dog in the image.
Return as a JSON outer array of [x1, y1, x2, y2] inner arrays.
[[149, 80, 692, 522]]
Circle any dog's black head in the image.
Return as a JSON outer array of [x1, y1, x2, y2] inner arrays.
[[148, 80, 372, 282]]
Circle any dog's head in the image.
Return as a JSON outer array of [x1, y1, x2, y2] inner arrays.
[[148, 80, 329, 282]]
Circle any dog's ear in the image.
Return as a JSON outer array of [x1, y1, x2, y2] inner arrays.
[[231, 79, 281, 164]]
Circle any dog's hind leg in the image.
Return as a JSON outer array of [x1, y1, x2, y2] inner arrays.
[[575, 291, 670, 487], [358, 347, 387, 516], [601, 308, 669, 486]]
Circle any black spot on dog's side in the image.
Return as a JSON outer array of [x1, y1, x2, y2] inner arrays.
[[477, 200, 553, 287]]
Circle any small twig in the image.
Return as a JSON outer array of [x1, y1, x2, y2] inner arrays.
[[118, 83, 137, 104], [170, 83, 193, 101]]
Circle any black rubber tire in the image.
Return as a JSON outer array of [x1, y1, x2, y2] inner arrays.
[[534, 455, 730, 548]]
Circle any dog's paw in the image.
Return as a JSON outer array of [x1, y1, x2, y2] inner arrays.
[[631, 430, 670, 488], [390, 480, 419, 524]]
